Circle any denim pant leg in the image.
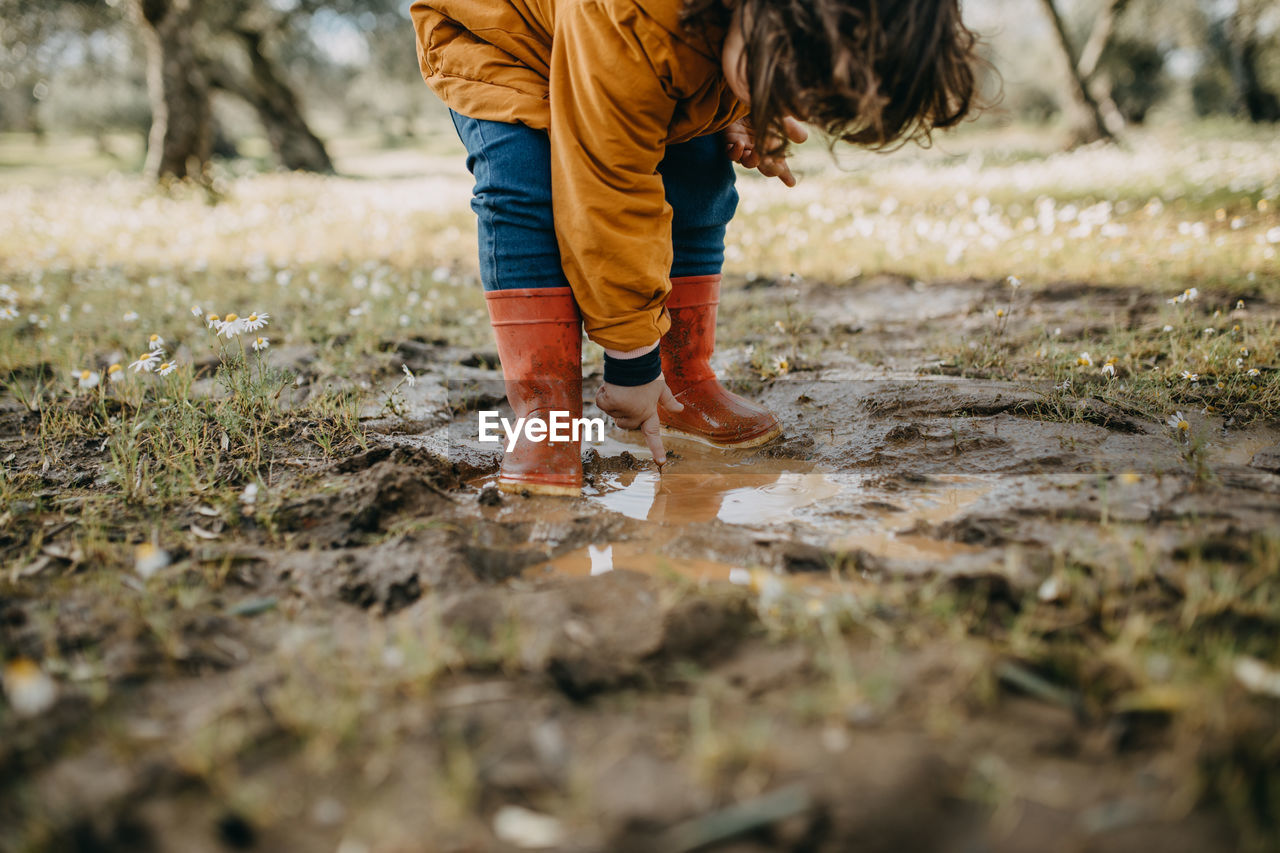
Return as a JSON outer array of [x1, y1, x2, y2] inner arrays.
[[449, 110, 567, 291], [659, 134, 739, 278]]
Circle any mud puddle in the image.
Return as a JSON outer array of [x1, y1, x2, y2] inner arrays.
[[468, 431, 999, 587], [589, 437, 841, 526]]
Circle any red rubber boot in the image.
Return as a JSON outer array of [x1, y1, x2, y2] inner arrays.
[[484, 287, 584, 495], [658, 275, 782, 449]]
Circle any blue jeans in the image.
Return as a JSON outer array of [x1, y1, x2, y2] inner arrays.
[[449, 110, 738, 291]]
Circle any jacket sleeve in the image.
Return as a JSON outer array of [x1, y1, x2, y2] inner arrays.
[[549, 0, 678, 352]]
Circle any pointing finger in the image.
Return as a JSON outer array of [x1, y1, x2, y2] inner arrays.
[[641, 413, 666, 465]]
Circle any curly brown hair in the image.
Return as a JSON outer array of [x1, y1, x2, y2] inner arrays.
[[684, 0, 983, 155]]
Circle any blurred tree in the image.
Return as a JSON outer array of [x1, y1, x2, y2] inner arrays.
[[1097, 37, 1168, 124], [1075, 0, 1130, 133], [132, 0, 211, 179], [1035, 0, 1114, 145], [1223, 1, 1280, 121], [200, 1, 333, 173]]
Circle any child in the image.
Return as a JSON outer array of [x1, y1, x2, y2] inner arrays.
[[410, 0, 979, 496]]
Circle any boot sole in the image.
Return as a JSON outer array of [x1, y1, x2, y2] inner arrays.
[[498, 478, 582, 497], [659, 424, 784, 450]]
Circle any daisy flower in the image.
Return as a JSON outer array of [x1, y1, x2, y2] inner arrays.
[[1248, 368, 1261, 377], [73, 369, 100, 389], [1236, 299, 1246, 310], [1076, 352, 1093, 367], [402, 364, 416, 386], [251, 336, 269, 352], [122, 311, 139, 322], [217, 313, 244, 338], [2, 658, 57, 717], [1180, 370, 1199, 382], [107, 363, 124, 383], [157, 361, 177, 376], [1006, 275, 1022, 288], [129, 351, 160, 373], [1167, 412, 1190, 433], [191, 305, 203, 318], [1162, 324, 1174, 332], [148, 333, 165, 351], [243, 311, 270, 332], [0, 306, 18, 321], [134, 542, 170, 579], [205, 312, 220, 329]]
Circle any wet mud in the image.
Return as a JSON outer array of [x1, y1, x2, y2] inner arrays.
[[4, 276, 1280, 852]]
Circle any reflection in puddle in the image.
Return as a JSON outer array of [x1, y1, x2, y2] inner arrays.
[[541, 470, 995, 586], [591, 468, 841, 526], [484, 431, 1001, 586], [587, 432, 841, 525]]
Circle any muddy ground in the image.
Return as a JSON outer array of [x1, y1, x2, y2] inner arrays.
[[3, 274, 1280, 852]]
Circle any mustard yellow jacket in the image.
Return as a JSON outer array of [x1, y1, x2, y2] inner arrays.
[[410, 0, 747, 350]]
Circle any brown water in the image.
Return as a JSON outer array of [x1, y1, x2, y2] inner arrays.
[[502, 433, 998, 587]]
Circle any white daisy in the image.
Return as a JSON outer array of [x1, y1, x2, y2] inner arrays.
[[107, 363, 124, 383], [2, 659, 57, 717], [217, 313, 245, 338], [191, 305, 203, 317], [134, 542, 171, 579], [402, 364, 415, 386], [157, 361, 177, 376], [122, 311, 139, 322], [205, 312, 221, 329], [148, 333, 165, 351], [0, 306, 18, 321], [1076, 352, 1093, 367], [1167, 412, 1190, 433], [1180, 370, 1199, 382], [243, 311, 270, 332], [129, 351, 160, 373], [73, 369, 100, 389], [1247, 368, 1261, 377], [251, 336, 269, 352]]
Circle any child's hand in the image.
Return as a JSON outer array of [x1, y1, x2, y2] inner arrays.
[[724, 117, 809, 187], [596, 377, 684, 466]]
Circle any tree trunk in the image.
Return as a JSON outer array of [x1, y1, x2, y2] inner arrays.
[[1226, 15, 1280, 123], [232, 28, 333, 172], [1036, 0, 1114, 146], [1075, 0, 1129, 137], [134, 0, 212, 180]]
